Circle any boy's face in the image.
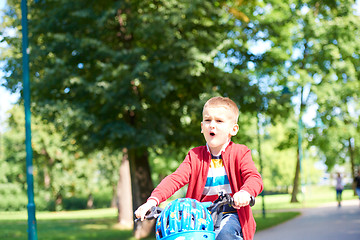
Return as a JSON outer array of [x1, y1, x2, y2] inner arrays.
[[201, 106, 239, 155]]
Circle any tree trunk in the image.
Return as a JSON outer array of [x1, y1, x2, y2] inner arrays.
[[55, 192, 63, 211], [87, 193, 94, 209], [111, 184, 117, 208], [291, 88, 304, 203], [349, 138, 355, 178], [44, 166, 51, 189], [116, 148, 134, 229], [291, 150, 300, 202], [129, 148, 155, 239]]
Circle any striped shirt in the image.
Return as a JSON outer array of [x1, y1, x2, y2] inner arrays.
[[201, 155, 232, 202]]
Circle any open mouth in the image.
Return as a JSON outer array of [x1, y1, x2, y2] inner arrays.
[[210, 132, 215, 136]]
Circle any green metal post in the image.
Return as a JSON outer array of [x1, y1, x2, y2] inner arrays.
[[21, 0, 38, 239], [257, 113, 266, 218], [298, 116, 303, 199]]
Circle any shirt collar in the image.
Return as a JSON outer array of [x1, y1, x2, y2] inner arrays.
[[206, 140, 231, 157]]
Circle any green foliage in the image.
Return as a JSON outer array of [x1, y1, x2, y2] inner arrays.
[[1, 0, 241, 152], [304, 0, 360, 171], [0, 183, 27, 211], [1, 107, 26, 182], [233, 0, 360, 186], [0, 105, 117, 211], [250, 117, 322, 191], [1, 0, 360, 215], [60, 197, 89, 211], [1, 0, 272, 216], [149, 147, 188, 185], [0, 0, 275, 153], [261, 122, 298, 190]]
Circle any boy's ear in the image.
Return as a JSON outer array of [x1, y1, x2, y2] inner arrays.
[[200, 122, 203, 133], [230, 124, 239, 136]]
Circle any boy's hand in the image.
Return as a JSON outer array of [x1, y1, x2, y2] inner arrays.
[[134, 199, 157, 221], [233, 190, 251, 209]]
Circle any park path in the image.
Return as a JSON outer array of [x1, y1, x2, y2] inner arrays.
[[254, 199, 360, 240]]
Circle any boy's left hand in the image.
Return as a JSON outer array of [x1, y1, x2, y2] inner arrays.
[[233, 190, 251, 208]]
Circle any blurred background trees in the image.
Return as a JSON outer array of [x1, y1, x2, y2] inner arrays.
[[0, 0, 359, 237]]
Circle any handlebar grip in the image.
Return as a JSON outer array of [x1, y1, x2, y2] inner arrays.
[[229, 195, 255, 207], [134, 206, 163, 222], [249, 196, 255, 207]]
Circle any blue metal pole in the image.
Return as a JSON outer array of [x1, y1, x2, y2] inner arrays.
[[257, 113, 266, 218], [21, 0, 38, 239], [298, 118, 303, 172], [298, 116, 303, 195]]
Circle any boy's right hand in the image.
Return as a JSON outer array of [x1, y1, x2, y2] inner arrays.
[[134, 199, 157, 221]]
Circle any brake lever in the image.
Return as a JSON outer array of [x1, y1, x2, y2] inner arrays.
[[134, 206, 163, 223]]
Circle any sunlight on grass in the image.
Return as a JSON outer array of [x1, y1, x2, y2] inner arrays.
[[82, 224, 109, 230], [251, 186, 357, 211], [0, 208, 117, 220]]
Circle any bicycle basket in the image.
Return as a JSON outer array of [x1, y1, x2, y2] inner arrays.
[[155, 198, 215, 240]]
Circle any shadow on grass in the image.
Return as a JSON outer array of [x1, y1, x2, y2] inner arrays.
[[0, 211, 299, 240], [255, 211, 301, 232]]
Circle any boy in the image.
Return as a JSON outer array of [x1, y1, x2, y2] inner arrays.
[[135, 96, 263, 240]]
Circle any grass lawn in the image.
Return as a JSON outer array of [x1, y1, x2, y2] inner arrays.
[[0, 209, 135, 240], [255, 211, 301, 232], [2, 218, 134, 240], [0, 211, 301, 240], [0, 209, 143, 240], [0, 186, 357, 240]]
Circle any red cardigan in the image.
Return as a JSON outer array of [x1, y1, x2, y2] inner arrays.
[[149, 142, 263, 240]]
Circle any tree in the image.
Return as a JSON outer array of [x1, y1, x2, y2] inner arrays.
[[308, 0, 360, 178], [290, 0, 360, 201], [0, 104, 117, 210], [1, 0, 262, 236], [311, 81, 360, 176], [229, 0, 360, 202], [1, 106, 27, 187]]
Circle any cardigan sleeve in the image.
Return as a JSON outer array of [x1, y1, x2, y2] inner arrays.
[[237, 146, 263, 197], [148, 152, 192, 205], [223, 143, 263, 240]]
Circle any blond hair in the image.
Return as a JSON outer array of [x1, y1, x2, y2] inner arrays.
[[203, 96, 239, 123]]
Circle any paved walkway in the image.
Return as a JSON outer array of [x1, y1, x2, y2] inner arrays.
[[255, 199, 360, 240]]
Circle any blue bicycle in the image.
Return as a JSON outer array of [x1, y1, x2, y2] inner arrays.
[[135, 192, 255, 240]]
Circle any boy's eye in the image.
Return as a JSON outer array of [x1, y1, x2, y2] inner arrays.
[[217, 120, 223, 123]]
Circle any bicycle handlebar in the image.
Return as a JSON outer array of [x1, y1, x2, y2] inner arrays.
[[134, 192, 255, 222], [134, 206, 163, 223], [206, 192, 255, 214]]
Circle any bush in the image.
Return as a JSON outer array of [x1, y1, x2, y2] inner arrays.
[[62, 197, 88, 210], [34, 191, 53, 211], [0, 184, 114, 211], [93, 191, 112, 209], [0, 183, 27, 211], [42, 192, 112, 211]]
